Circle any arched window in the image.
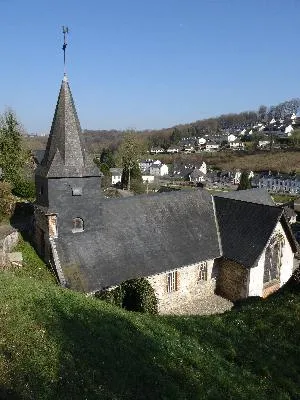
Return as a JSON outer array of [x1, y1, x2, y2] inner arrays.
[[72, 217, 84, 233], [263, 235, 283, 284]]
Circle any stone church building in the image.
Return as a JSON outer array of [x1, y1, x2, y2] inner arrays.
[[34, 75, 298, 313]]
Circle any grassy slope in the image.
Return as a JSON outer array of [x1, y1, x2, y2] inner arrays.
[[156, 151, 300, 174], [0, 241, 300, 400]]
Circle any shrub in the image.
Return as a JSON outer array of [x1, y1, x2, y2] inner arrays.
[[130, 179, 145, 194], [95, 277, 158, 314], [284, 266, 300, 292], [0, 181, 15, 221], [121, 278, 158, 314], [95, 286, 123, 308], [12, 178, 35, 199]]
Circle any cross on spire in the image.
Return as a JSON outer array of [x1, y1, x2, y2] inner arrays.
[[62, 26, 69, 75]]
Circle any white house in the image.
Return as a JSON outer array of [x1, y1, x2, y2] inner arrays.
[[152, 160, 162, 166], [150, 147, 164, 155], [142, 175, 155, 184], [285, 125, 294, 136], [197, 137, 207, 145], [139, 159, 154, 173], [205, 142, 220, 151], [258, 139, 270, 148], [109, 168, 123, 185], [229, 139, 245, 150], [199, 161, 207, 175], [150, 163, 169, 176], [228, 134, 237, 142], [232, 171, 241, 185], [167, 145, 181, 154]]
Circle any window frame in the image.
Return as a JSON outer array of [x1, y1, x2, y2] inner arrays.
[[198, 261, 208, 282], [167, 271, 178, 293], [263, 235, 282, 285], [72, 217, 84, 233]]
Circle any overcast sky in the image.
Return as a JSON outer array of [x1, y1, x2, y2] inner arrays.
[[0, 0, 299, 133]]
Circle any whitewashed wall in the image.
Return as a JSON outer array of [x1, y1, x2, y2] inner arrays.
[[248, 251, 264, 297], [276, 222, 294, 286], [248, 220, 294, 296]]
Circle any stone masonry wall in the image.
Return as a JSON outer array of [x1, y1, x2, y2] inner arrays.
[[0, 230, 19, 268], [146, 259, 217, 313], [216, 259, 248, 302]]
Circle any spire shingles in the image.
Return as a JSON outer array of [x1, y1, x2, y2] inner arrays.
[[37, 77, 99, 178]]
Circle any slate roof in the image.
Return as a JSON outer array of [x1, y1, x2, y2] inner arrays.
[[214, 196, 297, 268], [55, 189, 222, 292], [32, 149, 45, 165], [36, 76, 100, 178], [214, 188, 274, 206], [190, 169, 205, 179], [110, 168, 123, 176]]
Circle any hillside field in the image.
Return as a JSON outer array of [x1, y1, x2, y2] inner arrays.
[[24, 132, 300, 174], [0, 239, 300, 399], [156, 150, 300, 174]]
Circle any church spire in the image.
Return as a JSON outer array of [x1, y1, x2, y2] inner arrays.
[[36, 28, 99, 178], [38, 77, 99, 178]]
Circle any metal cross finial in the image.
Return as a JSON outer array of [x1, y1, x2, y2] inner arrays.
[[62, 26, 69, 74]]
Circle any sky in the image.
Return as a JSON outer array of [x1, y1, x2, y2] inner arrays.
[[0, 0, 300, 133]]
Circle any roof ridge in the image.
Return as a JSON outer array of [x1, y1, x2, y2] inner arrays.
[[215, 196, 281, 209]]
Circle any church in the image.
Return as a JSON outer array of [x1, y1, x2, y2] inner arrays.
[[34, 74, 298, 313]]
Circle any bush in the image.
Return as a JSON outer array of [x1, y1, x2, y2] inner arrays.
[[130, 179, 145, 194], [95, 277, 158, 314], [284, 266, 300, 292], [122, 278, 158, 314], [0, 181, 15, 222], [12, 178, 35, 199]]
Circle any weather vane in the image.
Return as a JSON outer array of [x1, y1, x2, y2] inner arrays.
[[62, 26, 69, 74]]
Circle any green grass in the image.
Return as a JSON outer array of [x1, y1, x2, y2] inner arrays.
[[13, 236, 56, 284], [0, 241, 300, 399], [271, 194, 299, 204]]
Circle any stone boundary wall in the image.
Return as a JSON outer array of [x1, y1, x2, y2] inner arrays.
[[0, 230, 19, 268]]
